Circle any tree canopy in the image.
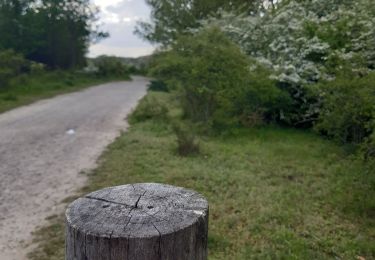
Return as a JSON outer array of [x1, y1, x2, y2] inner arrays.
[[135, 0, 264, 45], [0, 0, 107, 69]]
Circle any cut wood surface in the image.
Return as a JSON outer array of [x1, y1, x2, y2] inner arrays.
[[66, 183, 209, 260]]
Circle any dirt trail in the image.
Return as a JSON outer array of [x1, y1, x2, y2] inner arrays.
[[0, 76, 148, 260]]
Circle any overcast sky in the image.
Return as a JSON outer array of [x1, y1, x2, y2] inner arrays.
[[89, 0, 154, 58]]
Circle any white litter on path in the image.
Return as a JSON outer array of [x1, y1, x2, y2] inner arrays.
[[66, 129, 75, 135]]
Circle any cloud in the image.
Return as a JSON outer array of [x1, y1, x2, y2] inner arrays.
[[89, 44, 155, 58], [89, 0, 154, 58]]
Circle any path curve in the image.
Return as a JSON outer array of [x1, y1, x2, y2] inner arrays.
[[0, 76, 148, 259]]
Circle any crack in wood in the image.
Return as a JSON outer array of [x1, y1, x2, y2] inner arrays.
[[134, 191, 147, 208], [85, 195, 134, 209], [123, 216, 132, 232], [152, 223, 162, 260]]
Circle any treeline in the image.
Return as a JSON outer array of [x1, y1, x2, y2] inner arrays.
[[0, 0, 107, 69], [0, 0, 135, 91]]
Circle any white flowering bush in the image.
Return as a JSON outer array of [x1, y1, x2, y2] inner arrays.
[[209, 0, 375, 84], [203, 0, 375, 125]]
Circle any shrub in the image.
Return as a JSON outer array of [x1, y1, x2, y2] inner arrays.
[[151, 27, 294, 130], [173, 122, 200, 156], [2, 93, 18, 101], [148, 80, 169, 92], [0, 68, 13, 88], [150, 27, 250, 127], [362, 121, 375, 160], [93, 56, 130, 78], [0, 50, 28, 88], [237, 66, 292, 126], [315, 72, 375, 144], [129, 95, 168, 123], [239, 109, 265, 128], [30, 62, 45, 75], [63, 74, 76, 86]]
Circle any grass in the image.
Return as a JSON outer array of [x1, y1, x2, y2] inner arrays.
[[29, 92, 375, 260], [0, 71, 130, 114]]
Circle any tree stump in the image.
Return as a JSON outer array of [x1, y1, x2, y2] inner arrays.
[[65, 183, 209, 260]]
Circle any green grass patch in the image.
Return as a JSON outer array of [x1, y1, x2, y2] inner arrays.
[[29, 92, 375, 260], [0, 71, 130, 114]]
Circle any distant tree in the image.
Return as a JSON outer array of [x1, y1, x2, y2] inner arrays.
[[0, 0, 108, 69], [93, 56, 130, 77], [0, 0, 29, 51]]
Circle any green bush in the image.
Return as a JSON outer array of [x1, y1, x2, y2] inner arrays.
[[2, 93, 18, 101], [0, 50, 28, 88], [151, 27, 250, 127], [129, 95, 168, 123], [148, 80, 169, 92], [361, 120, 375, 160], [237, 66, 292, 127], [315, 72, 375, 144], [94, 56, 130, 78], [30, 62, 45, 75], [0, 68, 13, 88], [150, 27, 294, 130]]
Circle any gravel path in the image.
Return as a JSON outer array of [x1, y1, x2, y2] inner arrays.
[[0, 76, 148, 259]]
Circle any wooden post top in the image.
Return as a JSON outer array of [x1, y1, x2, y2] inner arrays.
[[66, 183, 209, 239]]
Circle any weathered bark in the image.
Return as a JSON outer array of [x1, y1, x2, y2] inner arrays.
[[65, 183, 209, 260]]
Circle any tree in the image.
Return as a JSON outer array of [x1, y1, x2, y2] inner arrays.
[[0, 0, 108, 69], [151, 27, 250, 125], [135, 0, 263, 45], [0, 0, 30, 51], [93, 56, 130, 77]]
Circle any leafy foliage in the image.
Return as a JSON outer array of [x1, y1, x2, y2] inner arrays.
[[237, 66, 292, 125], [129, 95, 168, 123], [147, 80, 169, 92], [151, 27, 293, 128], [315, 72, 375, 145], [0, 49, 28, 88], [135, 0, 263, 45], [93, 56, 130, 78], [205, 0, 375, 125], [210, 0, 375, 84], [0, 0, 107, 69], [151, 27, 250, 127], [363, 128, 375, 160]]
